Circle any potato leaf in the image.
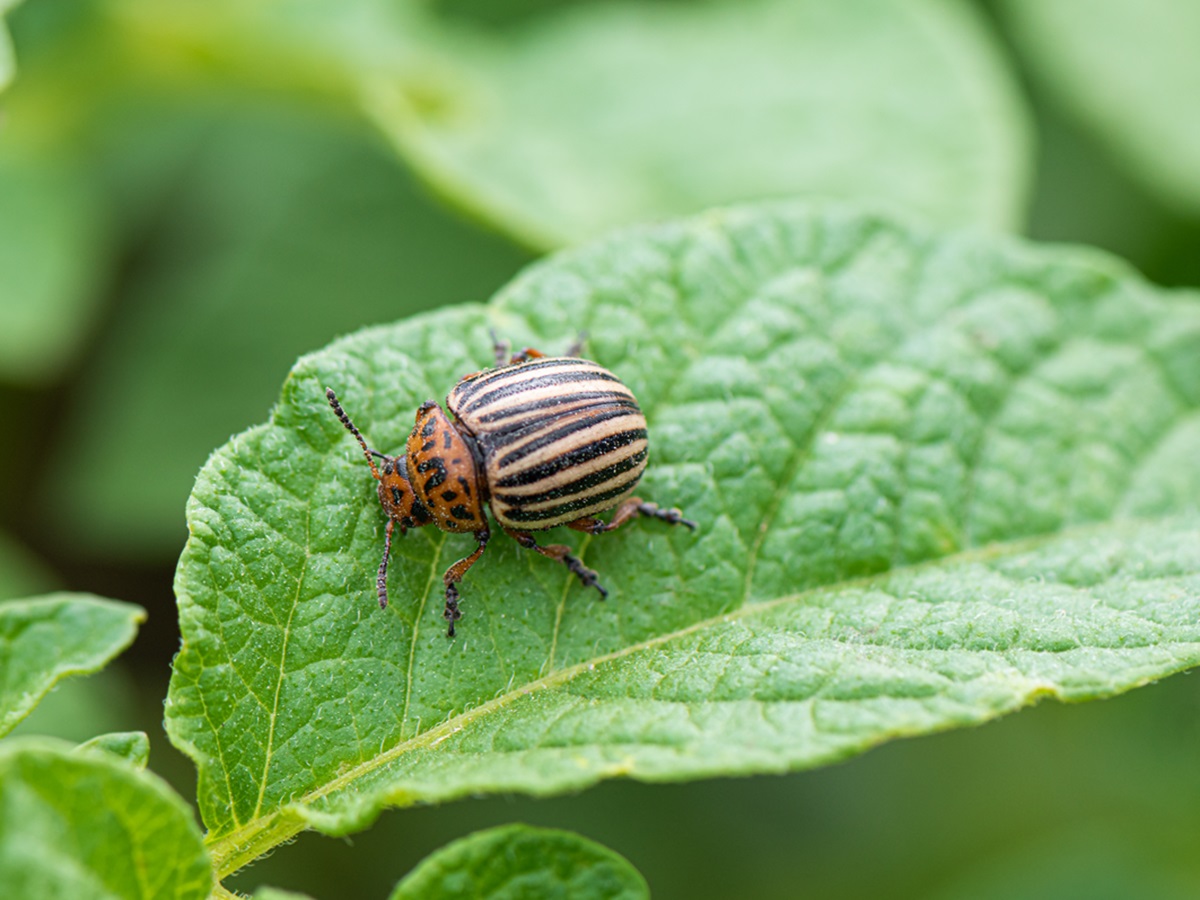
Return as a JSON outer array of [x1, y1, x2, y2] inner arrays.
[[0, 737, 211, 898], [75, 731, 151, 769], [390, 824, 647, 900], [167, 203, 1200, 877], [0, 593, 144, 737]]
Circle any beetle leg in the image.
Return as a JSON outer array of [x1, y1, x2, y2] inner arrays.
[[508, 347, 547, 365], [504, 528, 608, 599], [568, 498, 698, 536], [377, 518, 396, 609], [562, 331, 588, 358], [441, 528, 491, 637]]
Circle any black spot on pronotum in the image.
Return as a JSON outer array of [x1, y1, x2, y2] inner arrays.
[[417, 456, 447, 489]]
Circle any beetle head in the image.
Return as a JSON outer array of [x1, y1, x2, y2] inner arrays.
[[326, 387, 430, 530], [375, 454, 430, 529]]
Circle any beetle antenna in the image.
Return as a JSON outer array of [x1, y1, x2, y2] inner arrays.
[[326, 387, 382, 482], [377, 519, 394, 609]]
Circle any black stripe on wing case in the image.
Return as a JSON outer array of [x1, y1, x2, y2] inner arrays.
[[483, 400, 641, 452], [492, 448, 647, 505], [494, 429, 648, 488], [497, 476, 642, 523], [460, 370, 622, 415], [495, 408, 644, 467], [475, 392, 637, 424], [453, 358, 594, 404]]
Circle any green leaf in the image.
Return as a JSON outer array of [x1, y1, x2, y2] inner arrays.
[[250, 890, 315, 900], [0, 531, 54, 601], [1001, 0, 1200, 216], [0, 0, 21, 93], [0, 737, 211, 899], [928, 826, 1198, 900], [390, 824, 648, 900], [167, 202, 1200, 877], [0, 25, 12, 95], [45, 102, 527, 559], [9, 669, 139, 743], [76, 731, 151, 769], [371, 0, 1031, 244], [0, 3, 118, 385], [118, 0, 1031, 245], [0, 148, 108, 383], [0, 593, 144, 737]]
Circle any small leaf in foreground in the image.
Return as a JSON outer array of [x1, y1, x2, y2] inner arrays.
[[0, 737, 212, 899], [390, 824, 648, 900], [0, 593, 144, 737], [166, 203, 1200, 875], [75, 730, 151, 769]]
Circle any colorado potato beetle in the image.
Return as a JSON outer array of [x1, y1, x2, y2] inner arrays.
[[326, 335, 695, 637]]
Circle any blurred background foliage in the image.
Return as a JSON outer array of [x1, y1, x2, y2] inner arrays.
[[1, 0, 1198, 897]]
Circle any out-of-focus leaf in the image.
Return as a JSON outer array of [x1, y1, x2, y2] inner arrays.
[[116, 0, 1031, 246], [0, 593, 143, 737], [251, 889, 315, 900], [164, 202, 1200, 878], [1002, 0, 1200, 216], [928, 827, 1198, 900], [46, 102, 528, 560], [0, 25, 12, 94], [0, 149, 108, 383], [390, 824, 648, 900], [75, 731, 150, 769], [0, 531, 54, 601], [0, 1, 136, 385], [9, 668, 137, 744], [371, 0, 1031, 245], [0, 737, 211, 898], [0, 0, 22, 92]]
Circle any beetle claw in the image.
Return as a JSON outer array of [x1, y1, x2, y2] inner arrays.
[[561, 551, 606, 598], [443, 584, 462, 638]]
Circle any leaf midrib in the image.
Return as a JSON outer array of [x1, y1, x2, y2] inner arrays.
[[205, 517, 1108, 877]]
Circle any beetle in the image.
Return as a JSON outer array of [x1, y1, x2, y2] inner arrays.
[[326, 335, 695, 636]]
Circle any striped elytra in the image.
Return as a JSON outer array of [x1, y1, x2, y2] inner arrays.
[[326, 338, 695, 638], [447, 357, 649, 530]]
